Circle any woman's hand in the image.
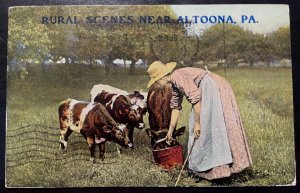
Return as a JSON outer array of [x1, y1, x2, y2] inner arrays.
[[166, 130, 174, 145], [166, 109, 181, 145], [193, 101, 201, 139], [194, 122, 201, 138]]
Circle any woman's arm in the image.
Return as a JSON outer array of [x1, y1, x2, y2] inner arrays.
[[166, 108, 180, 144], [166, 101, 201, 142], [193, 101, 201, 138]]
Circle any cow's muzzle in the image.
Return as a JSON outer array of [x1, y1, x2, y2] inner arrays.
[[126, 142, 133, 148]]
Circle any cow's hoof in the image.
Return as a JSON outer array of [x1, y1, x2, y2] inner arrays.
[[100, 154, 105, 161], [60, 146, 67, 153], [117, 148, 122, 155], [90, 157, 95, 163], [60, 140, 68, 149], [60, 144, 65, 150], [125, 145, 134, 150], [60, 149, 67, 154]]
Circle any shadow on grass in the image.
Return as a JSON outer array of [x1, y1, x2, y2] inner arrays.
[[185, 167, 256, 186], [210, 167, 256, 186]]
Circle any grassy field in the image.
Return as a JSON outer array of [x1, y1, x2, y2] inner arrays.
[[6, 64, 295, 187]]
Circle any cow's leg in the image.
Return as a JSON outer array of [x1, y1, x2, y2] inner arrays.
[[128, 126, 134, 149], [60, 127, 73, 150], [116, 145, 122, 155], [99, 142, 106, 161], [87, 136, 96, 163], [59, 131, 67, 150]]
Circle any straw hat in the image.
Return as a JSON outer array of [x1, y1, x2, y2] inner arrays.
[[147, 61, 177, 88]]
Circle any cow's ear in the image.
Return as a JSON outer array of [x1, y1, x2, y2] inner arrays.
[[134, 91, 144, 99], [174, 126, 186, 136], [103, 125, 113, 133]]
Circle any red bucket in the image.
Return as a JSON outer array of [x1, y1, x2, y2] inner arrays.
[[152, 145, 183, 170]]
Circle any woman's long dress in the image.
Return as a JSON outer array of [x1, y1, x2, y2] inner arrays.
[[170, 67, 252, 180]]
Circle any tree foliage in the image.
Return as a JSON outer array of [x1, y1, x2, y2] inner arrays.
[[268, 26, 291, 59], [8, 7, 51, 69], [8, 6, 291, 72], [198, 23, 290, 67]]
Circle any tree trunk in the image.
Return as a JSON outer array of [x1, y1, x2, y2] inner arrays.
[[249, 60, 254, 67], [129, 61, 135, 75], [105, 55, 113, 74], [123, 60, 126, 72], [105, 63, 110, 74]]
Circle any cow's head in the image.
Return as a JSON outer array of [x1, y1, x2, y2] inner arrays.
[[128, 91, 147, 113], [128, 91, 146, 103], [103, 124, 133, 148], [121, 104, 145, 129], [145, 126, 186, 149], [126, 91, 147, 129], [127, 105, 145, 129]]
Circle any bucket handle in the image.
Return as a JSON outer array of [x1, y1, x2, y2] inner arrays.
[[152, 137, 167, 149]]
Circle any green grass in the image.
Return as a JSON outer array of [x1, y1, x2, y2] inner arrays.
[[6, 65, 295, 187]]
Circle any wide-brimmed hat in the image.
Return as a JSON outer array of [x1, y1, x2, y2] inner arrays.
[[147, 61, 177, 88]]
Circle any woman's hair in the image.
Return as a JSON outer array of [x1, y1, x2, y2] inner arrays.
[[163, 73, 171, 79], [155, 75, 171, 87]]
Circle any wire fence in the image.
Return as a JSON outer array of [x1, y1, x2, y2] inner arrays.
[[5, 124, 135, 168]]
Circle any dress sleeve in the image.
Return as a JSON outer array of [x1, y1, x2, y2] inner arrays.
[[185, 81, 202, 104], [171, 70, 202, 106], [170, 86, 183, 110]]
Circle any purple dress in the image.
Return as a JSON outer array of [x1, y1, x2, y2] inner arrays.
[[170, 67, 252, 180]]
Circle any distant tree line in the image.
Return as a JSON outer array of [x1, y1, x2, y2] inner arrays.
[[8, 6, 291, 74], [197, 24, 291, 68]]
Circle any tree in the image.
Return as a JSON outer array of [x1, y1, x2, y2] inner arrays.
[[8, 7, 51, 70], [44, 5, 185, 74], [268, 26, 291, 59], [197, 23, 284, 67], [198, 24, 248, 67]]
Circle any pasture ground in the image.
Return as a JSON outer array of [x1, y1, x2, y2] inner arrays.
[[6, 65, 295, 187]]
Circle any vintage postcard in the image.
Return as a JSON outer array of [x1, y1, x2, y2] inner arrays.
[[6, 4, 294, 187]]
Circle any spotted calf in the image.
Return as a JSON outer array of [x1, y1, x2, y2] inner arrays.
[[58, 98, 132, 162], [90, 84, 147, 147]]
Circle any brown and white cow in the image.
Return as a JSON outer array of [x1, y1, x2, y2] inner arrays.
[[146, 79, 185, 150], [58, 98, 132, 162], [90, 84, 147, 147]]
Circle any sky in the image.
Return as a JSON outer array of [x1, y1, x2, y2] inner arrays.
[[171, 4, 290, 34]]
